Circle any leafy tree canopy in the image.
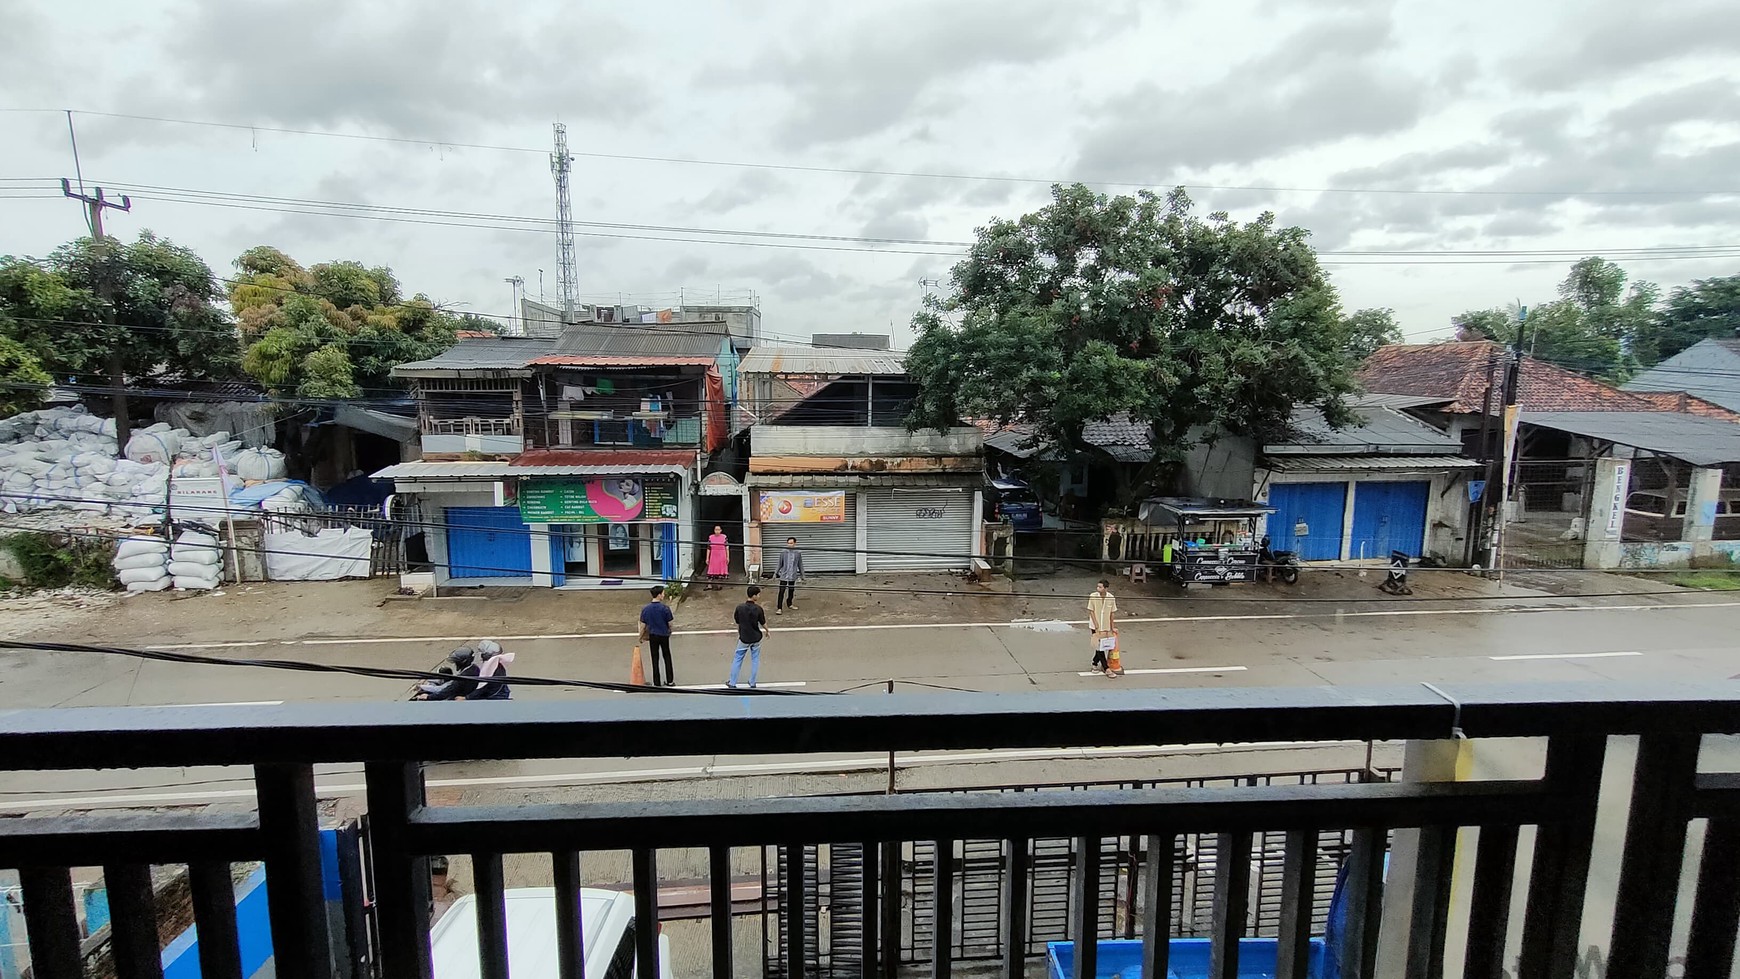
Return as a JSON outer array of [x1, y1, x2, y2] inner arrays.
[[0, 333, 53, 416], [905, 184, 1358, 499], [1650, 274, 1740, 364], [0, 231, 238, 383], [1449, 258, 1658, 382], [230, 248, 462, 398], [1342, 308, 1403, 362]]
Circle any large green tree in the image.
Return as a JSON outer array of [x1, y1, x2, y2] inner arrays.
[[1643, 274, 1740, 365], [1451, 258, 1658, 381], [905, 184, 1357, 502], [231, 248, 462, 398], [0, 231, 238, 383]]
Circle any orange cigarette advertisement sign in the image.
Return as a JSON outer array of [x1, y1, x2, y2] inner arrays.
[[758, 491, 846, 523]]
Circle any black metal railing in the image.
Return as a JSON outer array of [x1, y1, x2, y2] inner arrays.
[[3, 685, 1740, 979]]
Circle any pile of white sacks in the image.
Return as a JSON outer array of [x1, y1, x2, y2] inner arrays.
[[168, 529, 223, 590], [0, 406, 286, 520], [109, 529, 227, 592], [111, 536, 172, 593]]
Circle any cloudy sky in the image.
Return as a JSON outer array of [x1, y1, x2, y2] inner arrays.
[[3, 0, 1738, 348]]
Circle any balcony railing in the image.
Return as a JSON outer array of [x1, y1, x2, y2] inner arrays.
[[3, 684, 1740, 979], [422, 416, 522, 436]]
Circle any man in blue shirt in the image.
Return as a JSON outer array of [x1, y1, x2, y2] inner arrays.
[[640, 585, 677, 686]]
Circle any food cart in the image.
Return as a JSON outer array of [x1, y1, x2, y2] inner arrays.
[[1138, 497, 1276, 586]]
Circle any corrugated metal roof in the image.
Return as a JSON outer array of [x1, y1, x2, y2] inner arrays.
[[1083, 416, 1151, 447], [739, 346, 908, 375], [511, 449, 694, 468], [1268, 405, 1462, 455], [391, 337, 554, 376], [1350, 392, 1455, 411], [527, 354, 716, 367], [1624, 339, 1740, 415], [747, 473, 984, 488], [1523, 411, 1740, 467], [1266, 455, 1482, 473], [374, 461, 689, 480], [984, 429, 1043, 458], [549, 324, 728, 359]]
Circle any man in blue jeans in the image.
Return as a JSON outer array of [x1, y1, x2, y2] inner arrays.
[[727, 584, 769, 689], [640, 585, 676, 687]]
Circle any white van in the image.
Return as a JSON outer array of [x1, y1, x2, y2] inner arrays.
[[430, 887, 675, 979]]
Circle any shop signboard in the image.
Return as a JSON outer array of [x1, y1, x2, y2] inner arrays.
[[758, 490, 846, 523], [519, 478, 679, 523]]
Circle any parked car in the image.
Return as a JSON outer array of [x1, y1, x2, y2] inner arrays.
[[431, 886, 675, 979], [987, 478, 1044, 532], [1622, 489, 1740, 541]]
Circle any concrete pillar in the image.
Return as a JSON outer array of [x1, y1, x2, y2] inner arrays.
[[1341, 481, 1358, 561], [970, 490, 984, 557], [1376, 739, 1465, 979], [1582, 457, 1630, 569], [529, 523, 553, 586], [1683, 466, 1722, 555], [855, 492, 870, 574]]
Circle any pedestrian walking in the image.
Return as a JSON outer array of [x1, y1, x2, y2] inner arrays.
[[706, 525, 730, 590], [774, 536, 804, 614], [728, 584, 769, 689], [1088, 578, 1118, 677], [640, 585, 677, 686]]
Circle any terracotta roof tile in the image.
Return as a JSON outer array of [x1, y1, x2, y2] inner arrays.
[[1356, 341, 1662, 413]]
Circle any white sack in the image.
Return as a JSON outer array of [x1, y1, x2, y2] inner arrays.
[[126, 577, 173, 593], [116, 566, 170, 585], [167, 560, 223, 579], [113, 551, 170, 571], [114, 537, 171, 559]]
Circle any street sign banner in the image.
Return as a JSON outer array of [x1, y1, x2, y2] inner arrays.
[[758, 491, 847, 523], [519, 478, 679, 523], [1468, 479, 1487, 503]]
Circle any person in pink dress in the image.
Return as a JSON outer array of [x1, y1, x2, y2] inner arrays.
[[706, 525, 730, 590]]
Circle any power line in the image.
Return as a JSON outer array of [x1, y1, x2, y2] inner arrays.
[[13, 108, 1740, 198]]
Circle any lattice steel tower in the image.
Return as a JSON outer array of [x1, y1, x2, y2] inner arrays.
[[550, 122, 578, 322]]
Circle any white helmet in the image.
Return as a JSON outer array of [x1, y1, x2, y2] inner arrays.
[[476, 639, 502, 657]]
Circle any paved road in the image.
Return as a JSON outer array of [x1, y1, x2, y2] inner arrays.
[[3, 592, 1739, 809]]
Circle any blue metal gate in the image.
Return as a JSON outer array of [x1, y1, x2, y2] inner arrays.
[[444, 506, 533, 579], [1350, 481, 1430, 560], [1266, 482, 1347, 561]]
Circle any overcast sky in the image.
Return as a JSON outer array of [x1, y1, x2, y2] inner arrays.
[[3, 0, 1738, 348]]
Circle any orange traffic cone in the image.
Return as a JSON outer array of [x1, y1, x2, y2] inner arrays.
[[1106, 636, 1123, 677], [630, 644, 647, 686]]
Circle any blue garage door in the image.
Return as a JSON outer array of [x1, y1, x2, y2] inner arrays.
[[1350, 481, 1430, 560], [445, 506, 533, 579], [1266, 482, 1347, 561]]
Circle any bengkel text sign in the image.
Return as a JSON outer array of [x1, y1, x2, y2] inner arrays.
[[758, 491, 846, 523]]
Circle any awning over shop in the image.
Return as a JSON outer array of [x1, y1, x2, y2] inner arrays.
[[1264, 455, 1483, 473], [747, 472, 984, 489], [1523, 411, 1740, 467], [374, 461, 689, 480]]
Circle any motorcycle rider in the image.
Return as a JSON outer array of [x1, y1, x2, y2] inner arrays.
[[471, 639, 515, 701], [415, 647, 481, 701]]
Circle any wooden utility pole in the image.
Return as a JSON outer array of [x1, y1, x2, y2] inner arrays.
[[60, 178, 134, 447]]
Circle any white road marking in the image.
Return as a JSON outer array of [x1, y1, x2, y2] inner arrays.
[[1076, 666, 1250, 677], [125, 701, 285, 708], [1488, 651, 1644, 661], [0, 739, 1365, 810], [678, 681, 809, 691], [141, 599, 1740, 650]]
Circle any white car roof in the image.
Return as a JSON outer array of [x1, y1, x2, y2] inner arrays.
[[430, 887, 630, 979]]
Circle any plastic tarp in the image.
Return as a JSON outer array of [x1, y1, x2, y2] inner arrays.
[[155, 401, 276, 448], [263, 527, 373, 581]]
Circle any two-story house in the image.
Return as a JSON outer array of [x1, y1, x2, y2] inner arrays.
[[738, 346, 984, 573], [374, 324, 739, 589]]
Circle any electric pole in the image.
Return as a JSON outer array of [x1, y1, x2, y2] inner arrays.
[[550, 123, 579, 324], [503, 276, 525, 336], [61, 178, 134, 448], [1492, 305, 1528, 579]]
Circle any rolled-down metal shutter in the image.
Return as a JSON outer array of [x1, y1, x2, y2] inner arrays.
[[866, 487, 976, 570], [768, 492, 859, 573]]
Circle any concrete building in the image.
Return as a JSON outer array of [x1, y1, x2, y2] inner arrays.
[[739, 347, 984, 574], [375, 326, 741, 589]]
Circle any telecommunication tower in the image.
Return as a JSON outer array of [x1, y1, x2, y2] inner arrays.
[[550, 123, 578, 322]]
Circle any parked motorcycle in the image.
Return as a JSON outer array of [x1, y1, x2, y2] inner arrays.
[[1257, 536, 1301, 585]]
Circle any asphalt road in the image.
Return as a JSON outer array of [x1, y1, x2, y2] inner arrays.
[[3, 592, 1739, 809]]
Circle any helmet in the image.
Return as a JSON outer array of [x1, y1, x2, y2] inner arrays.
[[448, 646, 476, 667], [475, 639, 502, 657]]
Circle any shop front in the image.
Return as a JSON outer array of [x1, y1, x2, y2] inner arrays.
[[374, 461, 693, 589], [756, 488, 858, 572], [518, 475, 687, 586]]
